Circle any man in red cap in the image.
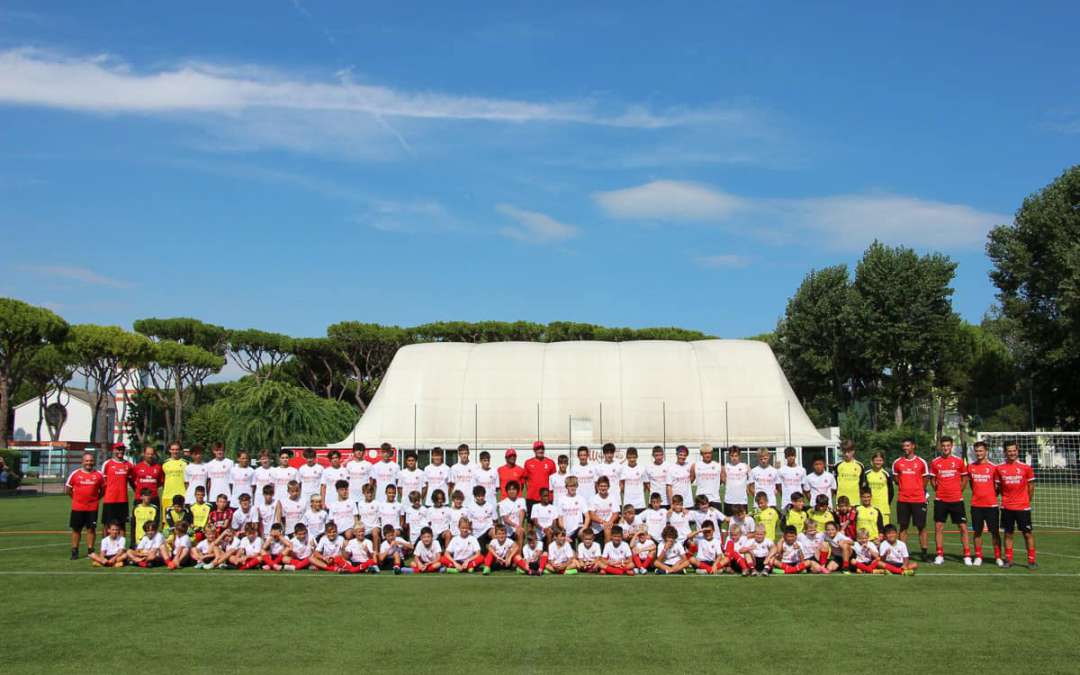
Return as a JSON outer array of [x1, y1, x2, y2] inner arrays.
[[101, 443, 134, 533], [497, 448, 526, 500], [523, 441, 556, 516]]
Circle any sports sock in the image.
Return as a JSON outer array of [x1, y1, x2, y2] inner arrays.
[[974, 543, 983, 558], [994, 545, 1001, 559], [962, 543, 970, 556], [1006, 545, 1014, 562], [936, 545, 943, 556], [1027, 546, 1036, 564]]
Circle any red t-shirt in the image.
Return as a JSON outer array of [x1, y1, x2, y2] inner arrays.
[[967, 461, 999, 508], [66, 469, 104, 511], [892, 455, 930, 504], [102, 458, 135, 504], [497, 464, 526, 500], [522, 457, 556, 501], [996, 461, 1035, 510], [132, 461, 164, 499], [929, 455, 967, 503]]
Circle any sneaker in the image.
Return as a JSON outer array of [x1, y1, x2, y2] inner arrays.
[[973, 557, 982, 567], [963, 556, 973, 566], [741, 568, 751, 577], [1001, 561, 1012, 569], [933, 555, 944, 566], [1028, 562, 1039, 570], [393, 566, 402, 575], [482, 566, 491, 576], [369, 567, 381, 574], [193, 562, 204, 569], [871, 568, 887, 575], [842, 570, 852, 575], [995, 558, 1006, 568], [902, 569, 915, 576], [564, 569, 578, 575], [439, 568, 448, 574], [516, 567, 526, 575], [696, 569, 708, 575], [921, 551, 930, 563], [749, 569, 759, 577], [400, 566, 414, 574], [654, 569, 665, 575], [283, 564, 296, 571], [70, 549, 79, 561], [261, 565, 271, 571]]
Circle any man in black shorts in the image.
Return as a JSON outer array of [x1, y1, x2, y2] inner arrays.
[[967, 441, 1004, 567], [65, 452, 104, 559]]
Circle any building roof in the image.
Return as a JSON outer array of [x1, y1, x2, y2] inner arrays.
[[332, 339, 829, 449], [14, 387, 115, 412]]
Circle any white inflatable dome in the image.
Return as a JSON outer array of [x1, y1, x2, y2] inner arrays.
[[331, 339, 828, 450]]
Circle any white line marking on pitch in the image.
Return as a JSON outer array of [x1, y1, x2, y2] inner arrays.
[[1037, 551, 1080, 560], [0, 543, 68, 553]]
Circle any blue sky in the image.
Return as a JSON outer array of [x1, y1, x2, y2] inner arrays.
[[2, 2, 1078, 350]]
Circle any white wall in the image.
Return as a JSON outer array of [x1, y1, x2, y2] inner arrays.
[[12, 396, 98, 443]]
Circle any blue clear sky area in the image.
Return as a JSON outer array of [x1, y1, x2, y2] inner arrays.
[[2, 2, 1078, 345]]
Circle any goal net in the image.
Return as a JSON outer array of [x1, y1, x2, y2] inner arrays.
[[975, 432, 1080, 529]]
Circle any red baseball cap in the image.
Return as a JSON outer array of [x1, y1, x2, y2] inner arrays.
[[111, 442, 125, 450], [532, 441, 545, 450], [505, 448, 517, 457]]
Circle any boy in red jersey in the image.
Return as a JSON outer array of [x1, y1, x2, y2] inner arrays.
[[101, 444, 134, 535], [996, 441, 1037, 569], [892, 438, 931, 562], [131, 446, 164, 517], [65, 452, 104, 560], [929, 436, 971, 565], [967, 441, 1004, 567]]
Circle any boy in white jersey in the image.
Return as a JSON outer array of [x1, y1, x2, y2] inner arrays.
[[448, 444, 474, 500], [397, 452, 425, 506], [727, 504, 755, 542], [303, 494, 329, 539], [718, 524, 748, 575], [261, 522, 290, 571], [371, 444, 399, 504], [423, 447, 450, 506], [474, 451, 499, 503], [823, 521, 853, 573], [191, 527, 225, 569], [667, 495, 692, 544], [777, 446, 807, 508], [252, 451, 274, 507], [448, 490, 468, 538], [631, 529, 657, 574], [655, 525, 690, 574], [128, 520, 167, 568], [411, 527, 444, 573], [184, 446, 209, 506], [341, 526, 378, 574], [739, 525, 774, 576], [284, 522, 313, 571], [575, 528, 603, 573], [378, 485, 404, 538], [356, 483, 382, 552], [498, 480, 527, 548], [279, 481, 305, 536], [571, 446, 597, 503], [296, 448, 324, 506], [311, 522, 346, 572], [346, 443, 372, 505], [230, 493, 257, 534], [556, 477, 585, 540], [378, 524, 410, 574], [90, 521, 127, 568], [879, 525, 917, 575], [690, 495, 725, 546], [269, 450, 297, 506], [587, 476, 620, 543], [852, 528, 882, 574], [320, 450, 348, 505], [530, 488, 560, 542], [403, 490, 429, 545], [748, 448, 779, 507], [205, 443, 234, 510], [515, 529, 547, 576], [642, 492, 669, 543], [693, 443, 723, 509], [328, 481, 358, 539], [231, 523, 265, 570], [804, 456, 837, 508], [776, 526, 812, 574], [689, 520, 721, 574], [598, 525, 634, 575], [256, 485, 279, 538], [468, 485, 498, 550], [482, 524, 518, 574], [617, 503, 647, 540], [619, 447, 647, 513], [722, 445, 750, 516], [442, 519, 483, 573], [549, 455, 570, 503], [427, 489, 452, 547], [596, 443, 622, 494], [229, 450, 255, 508], [796, 520, 830, 573], [165, 521, 193, 570], [545, 527, 579, 575], [645, 446, 669, 508], [667, 445, 693, 506]]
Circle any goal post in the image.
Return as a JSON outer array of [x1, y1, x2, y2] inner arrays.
[[975, 431, 1080, 529]]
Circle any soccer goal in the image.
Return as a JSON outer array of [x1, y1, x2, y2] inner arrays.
[[975, 432, 1080, 529]]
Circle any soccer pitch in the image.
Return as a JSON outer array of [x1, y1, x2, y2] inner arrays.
[[2, 497, 1079, 674]]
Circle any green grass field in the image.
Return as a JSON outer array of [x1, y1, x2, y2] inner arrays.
[[2, 496, 1080, 673]]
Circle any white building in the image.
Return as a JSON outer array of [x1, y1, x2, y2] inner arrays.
[[11, 388, 115, 445]]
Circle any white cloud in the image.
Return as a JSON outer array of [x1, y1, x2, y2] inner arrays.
[[496, 204, 580, 244], [593, 180, 746, 222], [594, 180, 1008, 251], [695, 254, 751, 269], [19, 265, 131, 288]]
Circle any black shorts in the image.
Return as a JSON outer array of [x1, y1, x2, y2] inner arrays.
[[831, 554, 846, 566], [933, 500, 967, 525], [896, 501, 927, 530], [100, 502, 129, 526], [971, 506, 1000, 534], [753, 556, 767, 571], [69, 509, 98, 531], [1002, 509, 1033, 534]]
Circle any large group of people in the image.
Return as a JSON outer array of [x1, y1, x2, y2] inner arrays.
[[67, 435, 1038, 576]]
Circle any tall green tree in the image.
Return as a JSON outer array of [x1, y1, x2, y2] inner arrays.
[[849, 242, 958, 427], [227, 328, 294, 382], [326, 322, 411, 411], [67, 325, 153, 447], [987, 165, 1080, 428], [0, 298, 69, 444]]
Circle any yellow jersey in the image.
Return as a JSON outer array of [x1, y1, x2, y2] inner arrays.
[[862, 468, 893, 518], [190, 502, 211, 530], [854, 504, 884, 540], [133, 503, 159, 538], [754, 506, 782, 542], [784, 507, 808, 533], [162, 458, 188, 502], [810, 508, 835, 534], [835, 460, 864, 506]]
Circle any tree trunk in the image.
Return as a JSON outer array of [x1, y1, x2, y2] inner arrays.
[[0, 376, 9, 446], [894, 402, 904, 428], [935, 395, 946, 442], [173, 377, 184, 443], [36, 396, 45, 442]]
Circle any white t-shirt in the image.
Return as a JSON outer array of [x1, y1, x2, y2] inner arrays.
[[397, 468, 426, 503], [370, 461, 400, 503], [667, 462, 693, 504], [228, 464, 254, 507], [172, 534, 191, 551], [779, 540, 802, 564], [557, 495, 585, 534], [183, 463, 208, 504], [549, 472, 569, 503], [315, 534, 344, 558], [280, 498, 305, 534], [660, 541, 686, 566], [645, 462, 669, 501], [238, 536, 263, 557], [194, 538, 212, 557], [357, 499, 380, 529], [377, 501, 403, 529], [570, 463, 598, 502], [466, 500, 496, 534], [413, 539, 442, 565], [345, 537, 374, 563], [879, 540, 909, 565], [748, 537, 772, 558], [488, 537, 516, 560], [256, 501, 277, 535], [137, 532, 164, 551], [303, 508, 329, 537], [619, 463, 647, 509], [695, 537, 720, 562], [825, 532, 851, 556], [690, 507, 724, 535], [328, 500, 358, 533], [749, 465, 779, 506], [596, 461, 622, 492], [446, 535, 481, 562], [668, 509, 691, 539], [269, 466, 297, 504], [588, 494, 619, 530], [379, 537, 408, 558], [618, 516, 646, 539], [423, 463, 450, 506], [723, 462, 750, 505], [205, 458, 234, 503], [404, 505, 429, 542], [101, 536, 126, 557], [472, 467, 499, 501], [632, 538, 656, 558], [449, 463, 474, 500], [577, 541, 601, 563], [289, 535, 313, 559], [547, 540, 575, 566], [498, 497, 527, 531], [448, 506, 467, 537], [728, 515, 755, 539], [265, 536, 288, 556], [778, 464, 808, 507], [252, 465, 274, 502], [531, 503, 559, 531], [805, 471, 837, 507], [853, 540, 878, 564], [346, 459, 372, 503], [603, 541, 632, 563], [642, 507, 668, 541], [427, 506, 452, 535], [230, 506, 257, 532], [693, 459, 723, 501], [320, 466, 348, 504], [522, 540, 545, 563], [796, 532, 823, 559]]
